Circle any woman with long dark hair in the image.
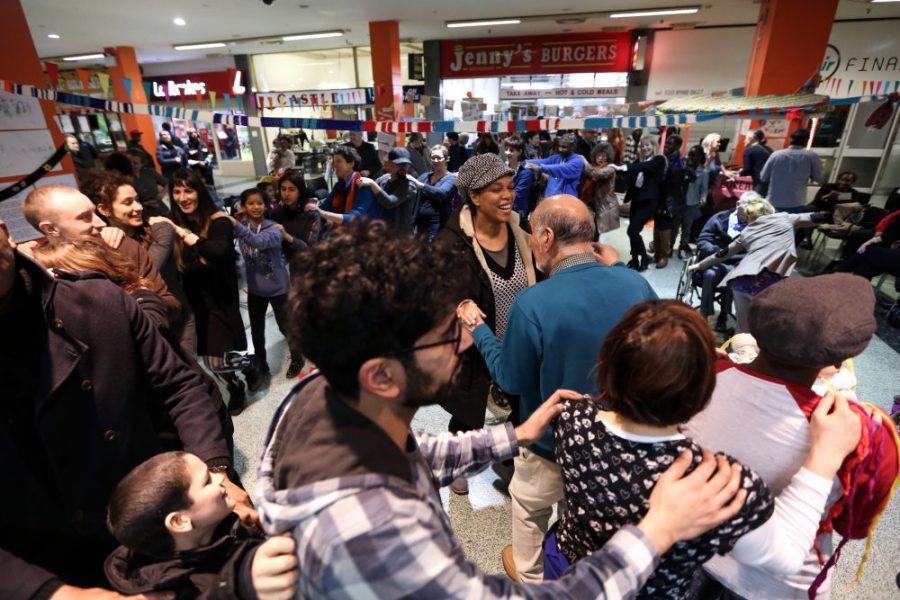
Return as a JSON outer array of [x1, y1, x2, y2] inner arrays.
[[157, 169, 254, 414]]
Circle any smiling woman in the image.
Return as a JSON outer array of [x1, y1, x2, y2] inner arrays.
[[434, 152, 539, 494]]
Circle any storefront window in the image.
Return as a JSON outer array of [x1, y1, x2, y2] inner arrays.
[[355, 43, 425, 88], [253, 48, 358, 92]]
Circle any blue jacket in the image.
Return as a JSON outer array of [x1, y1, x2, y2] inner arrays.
[[234, 219, 290, 297], [512, 164, 535, 216], [472, 261, 658, 460], [320, 172, 380, 223], [525, 154, 584, 197]]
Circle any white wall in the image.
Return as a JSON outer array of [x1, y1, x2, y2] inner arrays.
[[646, 27, 754, 101], [140, 57, 236, 77]]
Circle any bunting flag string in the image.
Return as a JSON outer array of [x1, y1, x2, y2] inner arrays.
[[1, 79, 896, 133]]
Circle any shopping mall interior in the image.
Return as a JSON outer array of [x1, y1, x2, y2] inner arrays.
[[1, 0, 899, 598]]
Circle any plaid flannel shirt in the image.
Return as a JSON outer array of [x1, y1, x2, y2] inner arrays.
[[257, 376, 660, 599]]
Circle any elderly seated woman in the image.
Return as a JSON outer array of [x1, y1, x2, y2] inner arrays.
[[543, 300, 861, 599]]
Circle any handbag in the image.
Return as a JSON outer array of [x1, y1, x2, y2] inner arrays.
[[711, 173, 754, 213]]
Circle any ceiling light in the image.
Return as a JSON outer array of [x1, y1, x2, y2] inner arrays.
[[173, 17, 187, 26], [62, 53, 104, 61], [47, 33, 60, 39], [174, 42, 227, 51], [610, 6, 700, 18], [870, 0, 900, 3], [446, 19, 522, 28], [282, 31, 343, 41]]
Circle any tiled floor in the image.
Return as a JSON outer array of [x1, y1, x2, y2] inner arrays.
[[229, 220, 900, 598]]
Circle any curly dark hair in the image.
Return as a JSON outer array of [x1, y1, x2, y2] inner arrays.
[[289, 221, 464, 398], [332, 145, 361, 168], [597, 300, 717, 427]]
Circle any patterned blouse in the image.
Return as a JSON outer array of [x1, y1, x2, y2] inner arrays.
[[555, 400, 774, 599], [481, 228, 528, 341]]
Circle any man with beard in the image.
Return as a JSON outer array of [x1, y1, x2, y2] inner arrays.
[[524, 134, 585, 198], [358, 147, 419, 234], [255, 221, 747, 598], [463, 195, 658, 583]]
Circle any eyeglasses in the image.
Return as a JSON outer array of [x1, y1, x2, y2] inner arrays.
[[404, 317, 463, 356]]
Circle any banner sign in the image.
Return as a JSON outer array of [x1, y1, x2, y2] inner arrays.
[[255, 88, 373, 109], [500, 86, 626, 100], [144, 70, 245, 98], [441, 32, 631, 78]]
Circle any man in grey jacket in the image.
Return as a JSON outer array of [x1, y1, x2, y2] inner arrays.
[[255, 222, 749, 599], [359, 147, 420, 233]]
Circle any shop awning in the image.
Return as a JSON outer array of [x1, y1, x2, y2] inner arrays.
[[655, 93, 828, 115]]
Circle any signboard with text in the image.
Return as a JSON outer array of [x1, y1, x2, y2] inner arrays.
[[441, 32, 631, 78], [499, 86, 626, 100], [144, 70, 245, 98], [255, 88, 373, 109]]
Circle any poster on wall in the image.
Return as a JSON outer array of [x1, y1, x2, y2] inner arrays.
[[441, 32, 631, 78], [0, 130, 63, 179], [0, 91, 46, 131], [816, 20, 900, 98]]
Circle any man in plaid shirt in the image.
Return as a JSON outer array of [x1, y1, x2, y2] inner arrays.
[[256, 222, 748, 599]]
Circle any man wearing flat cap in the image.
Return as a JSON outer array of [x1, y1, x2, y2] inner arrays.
[[359, 147, 419, 234], [523, 134, 585, 198], [683, 274, 899, 599]]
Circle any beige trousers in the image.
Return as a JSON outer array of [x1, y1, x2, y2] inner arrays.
[[509, 448, 565, 583]]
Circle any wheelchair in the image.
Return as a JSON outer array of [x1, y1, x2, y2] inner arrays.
[[675, 252, 733, 327]]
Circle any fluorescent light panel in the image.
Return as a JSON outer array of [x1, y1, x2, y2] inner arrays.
[[62, 53, 104, 61], [610, 7, 700, 18], [174, 42, 227, 50], [870, 0, 900, 3], [446, 19, 522, 28], [282, 31, 343, 41], [173, 17, 187, 26]]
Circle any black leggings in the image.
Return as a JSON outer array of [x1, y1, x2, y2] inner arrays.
[[627, 201, 655, 258], [247, 292, 299, 367]]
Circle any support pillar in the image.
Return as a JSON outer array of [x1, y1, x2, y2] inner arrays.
[[736, 0, 840, 162], [105, 46, 158, 161], [369, 20, 403, 141], [0, 0, 76, 185], [234, 54, 268, 178]]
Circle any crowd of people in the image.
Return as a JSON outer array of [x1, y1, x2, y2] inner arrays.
[[1, 120, 898, 600]]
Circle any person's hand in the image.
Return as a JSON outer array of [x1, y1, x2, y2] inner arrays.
[[804, 391, 861, 478], [591, 242, 620, 266], [714, 347, 731, 361], [514, 389, 585, 445], [638, 450, 746, 554], [857, 235, 881, 254], [252, 535, 298, 600], [223, 476, 260, 530], [357, 177, 377, 188], [406, 174, 425, 189], [687, 263, 700, 272], [457, 299, 486, 331], [525, 163, 541, 172], [147, 216, 173, 227], [360, 170, 371, 177], [50, 585, 174, 599], [100, 227, 125, 249], [304, 203, 320, 213]]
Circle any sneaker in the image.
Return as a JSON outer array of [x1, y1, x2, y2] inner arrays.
[[244, 366, 267, 393], [450, 477, 469, 495], [501, 545, 518, 582], [286, 359, 303, 379]]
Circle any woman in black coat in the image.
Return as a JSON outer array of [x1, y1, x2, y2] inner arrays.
[[162, 169, 255, 414]]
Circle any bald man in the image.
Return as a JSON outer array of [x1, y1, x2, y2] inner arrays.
[[22, 185, 179, 320], [462, 195, 658, 582]]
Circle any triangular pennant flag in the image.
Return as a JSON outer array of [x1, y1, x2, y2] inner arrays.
[[164, 83, 170, 104], [122, 76, 132, 101], [196, 92, 203, 108], [76, 69, 91, 91], [235, 97, 243, 112], [45, 62, 59, 88], [142, 81, 153, 101], [97, 72, 110, 97], [209, 91, 217, 109], [876, 81, 883, 95], [224, 93, 232, 112]]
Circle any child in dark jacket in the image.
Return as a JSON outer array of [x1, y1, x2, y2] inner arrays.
[[105, 451, 296, 599]]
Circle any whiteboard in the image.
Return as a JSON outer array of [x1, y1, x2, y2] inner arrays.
[[0, 90, 46, 130], [0, 130, 63, 179]]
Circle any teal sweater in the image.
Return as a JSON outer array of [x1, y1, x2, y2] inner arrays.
[[473, 261, 658, 460]]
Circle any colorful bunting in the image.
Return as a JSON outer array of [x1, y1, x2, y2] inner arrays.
[[75, 69, 91, 91], [122, 76, 132, 101], [45, 62, 59, 89], [96, 72, 110, 97], [209, 91, 217, 109]]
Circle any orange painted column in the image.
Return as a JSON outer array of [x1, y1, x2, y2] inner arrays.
[[736, 0, 840, 162], [0, 0, 76, 184], [368, 20, 403, 141], [105, 46, 158, 161]]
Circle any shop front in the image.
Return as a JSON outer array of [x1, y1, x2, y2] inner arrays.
[[144, 68, 251, 177], [439, 32, 632, 120]]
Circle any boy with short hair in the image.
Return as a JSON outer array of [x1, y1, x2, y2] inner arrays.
[[105, 451, 296, 599]]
